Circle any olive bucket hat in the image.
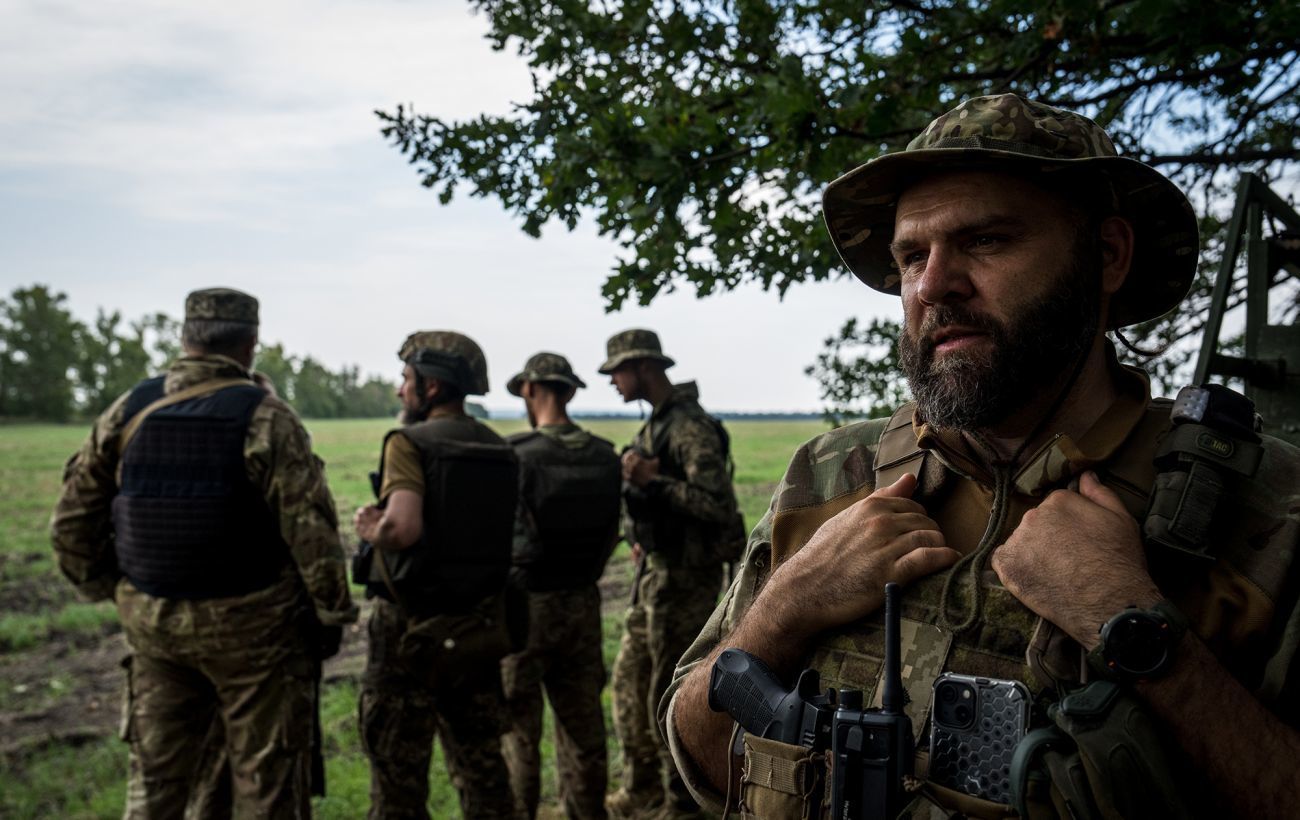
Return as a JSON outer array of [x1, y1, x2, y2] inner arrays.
[[507, 351, 587, 396], [598, 329, 676, 374], [822, 94, 1200, 328]]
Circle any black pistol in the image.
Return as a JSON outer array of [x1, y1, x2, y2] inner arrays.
[[707, 649, 834, 750], [830, 582, 912, 820]]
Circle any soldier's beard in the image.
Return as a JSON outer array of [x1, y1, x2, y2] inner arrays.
[[899, 257, 1101, 432]]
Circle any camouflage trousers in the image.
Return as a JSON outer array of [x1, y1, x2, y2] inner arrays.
[[501, 584, 609, 820], [119, 648, 317, 820], [359, 598, 516, 820], [611, 562, 721, 812]]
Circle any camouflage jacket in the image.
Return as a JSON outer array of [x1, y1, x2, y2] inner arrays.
[[50, 356, 357, 653], [663, 369, 1300, 814], [625, 381, 738, 568]]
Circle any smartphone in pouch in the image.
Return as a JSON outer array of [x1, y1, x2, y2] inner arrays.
[[928, 673, 1032, 804]]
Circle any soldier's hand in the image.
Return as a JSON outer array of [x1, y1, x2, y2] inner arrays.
[[760, 473, 958, 639], [621, 451, 660, 488], [631, 542, 644, 563], [992, 471, 1160, 650], [353, 505, 382, 542]]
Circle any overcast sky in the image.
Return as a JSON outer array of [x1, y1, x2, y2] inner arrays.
[[0, 0, 899, 414]]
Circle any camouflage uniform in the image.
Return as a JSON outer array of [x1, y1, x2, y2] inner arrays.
[[660, 97, 1297, 818], [501, 353, 619, 820], [663, 367, 1300, 817], [601, 331, 738, 818], [50, 288, 357, 820], [358, 331, 517, 820]]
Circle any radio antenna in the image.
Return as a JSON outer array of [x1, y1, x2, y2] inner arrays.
[[881, 582, 903, 715]]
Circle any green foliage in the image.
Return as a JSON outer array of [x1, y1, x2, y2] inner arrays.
[[0, 286, 400, 421], [0, 286, 83, 421], [805, 317, 908, 425], [379, 0, 1300, 416]]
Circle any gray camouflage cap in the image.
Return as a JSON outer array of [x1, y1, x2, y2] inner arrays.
[[185, 288, 258, 325], [822, 93, 1199, 328], [598, 328, 676, 374], [398, 330, 490, 395], [507, 351, 587, 396]]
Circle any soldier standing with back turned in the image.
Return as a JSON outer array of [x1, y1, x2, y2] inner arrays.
[[601, 329, 741, 820], [50, 287, 357, 819], [501, 352, 622, 819], [352, 331, 519, 820]]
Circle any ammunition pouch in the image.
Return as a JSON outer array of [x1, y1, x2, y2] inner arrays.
[[1143, 384, 1264, 562], [396, 592, 513, 691], [739, 733, 831, 820], [1009, 681, 1198, 820]]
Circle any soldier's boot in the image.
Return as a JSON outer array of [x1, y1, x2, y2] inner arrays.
[[605, 757, 663, 819]]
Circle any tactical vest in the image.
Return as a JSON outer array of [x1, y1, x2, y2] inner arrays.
[[112, 377, 289, 600], [369, 417, 518, 616], [508, 428, 621, 592], [764, 400, 1289, 818]]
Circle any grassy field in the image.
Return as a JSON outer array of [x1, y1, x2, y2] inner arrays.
[[0, 417, 825, 818]]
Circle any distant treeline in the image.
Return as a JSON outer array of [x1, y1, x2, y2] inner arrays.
[[0, 284, 401, 422]]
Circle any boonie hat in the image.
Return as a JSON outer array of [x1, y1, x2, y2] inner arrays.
[[508, 352, 587, 396], [598, 329, 676, 374], [822, 94, 1200, 328]]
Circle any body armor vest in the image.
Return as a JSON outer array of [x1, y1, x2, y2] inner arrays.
[[769, 400, 1285, 817], [509, 428, 620, 591], [372, 417, 518, 616], [112, 377, 289, 599]]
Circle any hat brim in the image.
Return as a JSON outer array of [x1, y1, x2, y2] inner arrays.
[[597, 351, 676, 375], [822, 149, 1200, 328], [507, 372, 587, 396]]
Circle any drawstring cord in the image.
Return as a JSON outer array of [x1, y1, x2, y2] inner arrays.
[[936, 341, 1094, 634]]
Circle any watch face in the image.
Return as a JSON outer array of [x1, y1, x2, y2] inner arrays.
[[1105, 612, 1170, 677]]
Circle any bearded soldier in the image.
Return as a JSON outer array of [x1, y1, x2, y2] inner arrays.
[[601, 329, 743, 820], [500, 352, 622, 819], [663, 95, 1300, 818], [50, 287, 357, 819], [352, 331, 518, 820]]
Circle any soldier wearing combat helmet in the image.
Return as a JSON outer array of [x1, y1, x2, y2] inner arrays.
[[601, 329, 742, 820], [51, 287, 357, 818], [353, 330, 519, 819], [665, 95, 1300, 818], [500, 352, 621, 819]]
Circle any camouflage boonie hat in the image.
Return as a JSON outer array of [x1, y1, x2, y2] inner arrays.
[[598, 329, 676, 374], [398, 330, 490, 395], [184, 288, 258, 325], [822, 94, 1200, 328], [507, 352, 587, 396]]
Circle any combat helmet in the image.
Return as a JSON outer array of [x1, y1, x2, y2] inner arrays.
[[822, 93, 1200, 328], [598, 329, 676, 374], [507, 352, 587, 397], [398, 331, 490, 396]]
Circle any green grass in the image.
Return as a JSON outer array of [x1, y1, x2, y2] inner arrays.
[[0, 416, 827, 818]]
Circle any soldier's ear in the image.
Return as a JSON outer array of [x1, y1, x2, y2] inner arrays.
[[1098, 215, 1134, 297]]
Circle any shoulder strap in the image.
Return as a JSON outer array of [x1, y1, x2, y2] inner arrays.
[[770, 414, 898, 568], [874, 402, 928, 488], [117, 377, 258, 459]]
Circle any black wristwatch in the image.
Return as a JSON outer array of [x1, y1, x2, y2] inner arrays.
[[1088, 601, 1188, 684]]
